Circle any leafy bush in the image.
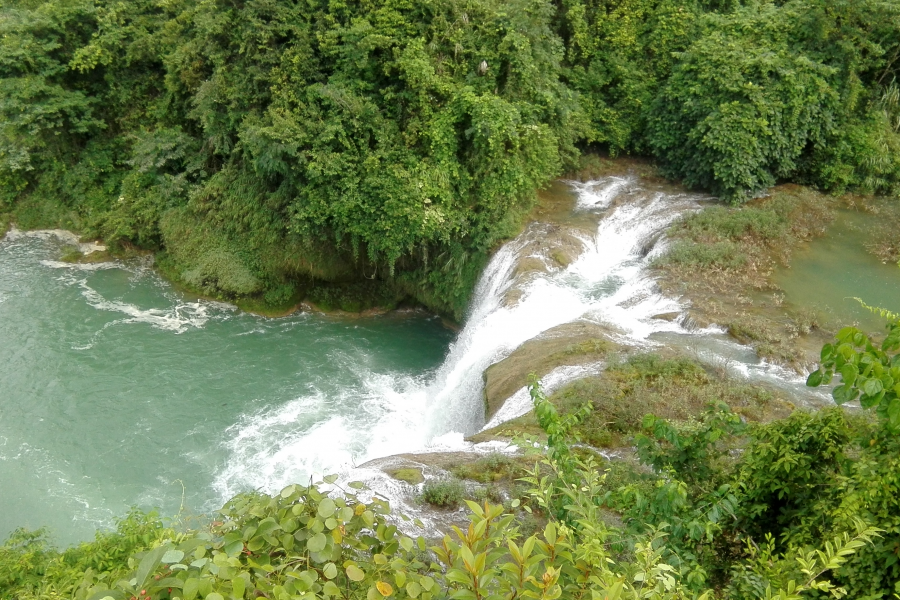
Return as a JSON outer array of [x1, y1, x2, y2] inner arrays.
[[3, 0, 899, 315], [420, 478, 465, 508], [647, 3, 840, 202], [637, 402, 747, 486]]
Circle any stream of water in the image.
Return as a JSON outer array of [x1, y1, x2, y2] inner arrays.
[[2, 176, 893, 545]]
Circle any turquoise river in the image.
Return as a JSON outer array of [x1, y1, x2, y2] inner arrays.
[[0, 230, 453, 545]]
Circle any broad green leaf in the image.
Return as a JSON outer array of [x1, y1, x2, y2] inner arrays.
[[323, 581, 341, 597], [832, 384, 858, 405], [863, 378, 884, 397], [318, 498, 336, 518], [232, 576, 246, 599], [346, 565, 366, 582], [888, 397, 900, 429], [806, 369, 823, 387], [183, 579, 200, 600], [323, 562, 338, 579], [136, 545, 168, 589], [162, 550, 185, 564], [224, 535, 244, 558], [307, 532, 327, 553], [840, 363, 858, 386]]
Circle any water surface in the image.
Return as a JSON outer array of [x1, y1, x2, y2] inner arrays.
[[0, 231, 453, 544], [775, 209, 900, 334]]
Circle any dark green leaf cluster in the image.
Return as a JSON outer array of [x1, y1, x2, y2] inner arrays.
[[808, 322, 900, 429], [0, 0, 584, 317]]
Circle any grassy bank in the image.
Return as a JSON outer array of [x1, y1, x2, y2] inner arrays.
[[654, 185, 838, 366]]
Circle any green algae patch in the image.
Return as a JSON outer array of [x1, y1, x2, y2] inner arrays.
[[386, 467, 424, 485]]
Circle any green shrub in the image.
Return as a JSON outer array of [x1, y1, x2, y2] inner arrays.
[[420, 478, 465, 508], [636, 402, 747, 486], [647, 3, 840, 201]]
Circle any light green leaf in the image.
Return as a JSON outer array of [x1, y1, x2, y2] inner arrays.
[[183, 578, 200, 600], [307, 532, 327, 553], [318, 498, 337, 518], [323, 562, 338, 579], [346, 565, 366, 582], [323, 581, 341, 596]]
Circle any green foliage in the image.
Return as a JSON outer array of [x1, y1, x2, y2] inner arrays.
[[737, 409, 850, 543], [647, 2, 840, 201], [556, 0, 700, 153], [636, 402, 747, 486], [1, 0, 587, 317], [646, 0, 900, 201], [802, 315, 900, 596], [524, 376, 886, 596], [808, 320, 900, 430], [420, 479, 466, 508], [3, 0, 899, 315], [0, 510, 169, 600]]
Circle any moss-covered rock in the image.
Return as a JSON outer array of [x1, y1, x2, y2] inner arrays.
[[482, 321, 616, 420]]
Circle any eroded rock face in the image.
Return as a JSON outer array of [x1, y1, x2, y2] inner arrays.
[[482, 321, 617, 421]]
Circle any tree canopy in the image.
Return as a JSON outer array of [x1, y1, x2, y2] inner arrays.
[[1, 0, 898, 315]]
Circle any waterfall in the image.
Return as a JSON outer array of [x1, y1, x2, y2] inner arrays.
[[213, 175, 823, 502]]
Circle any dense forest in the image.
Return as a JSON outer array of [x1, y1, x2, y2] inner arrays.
[[2, 0, 899, 317]]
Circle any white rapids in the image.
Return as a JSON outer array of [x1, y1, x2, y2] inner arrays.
[[212, 175, 828, 528]]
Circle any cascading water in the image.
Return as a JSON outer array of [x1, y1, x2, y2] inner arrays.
[[215, 175, 827, 503], [0, 175, 830, 544]]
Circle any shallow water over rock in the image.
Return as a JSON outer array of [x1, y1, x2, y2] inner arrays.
[[774, 208, 900, 334]]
